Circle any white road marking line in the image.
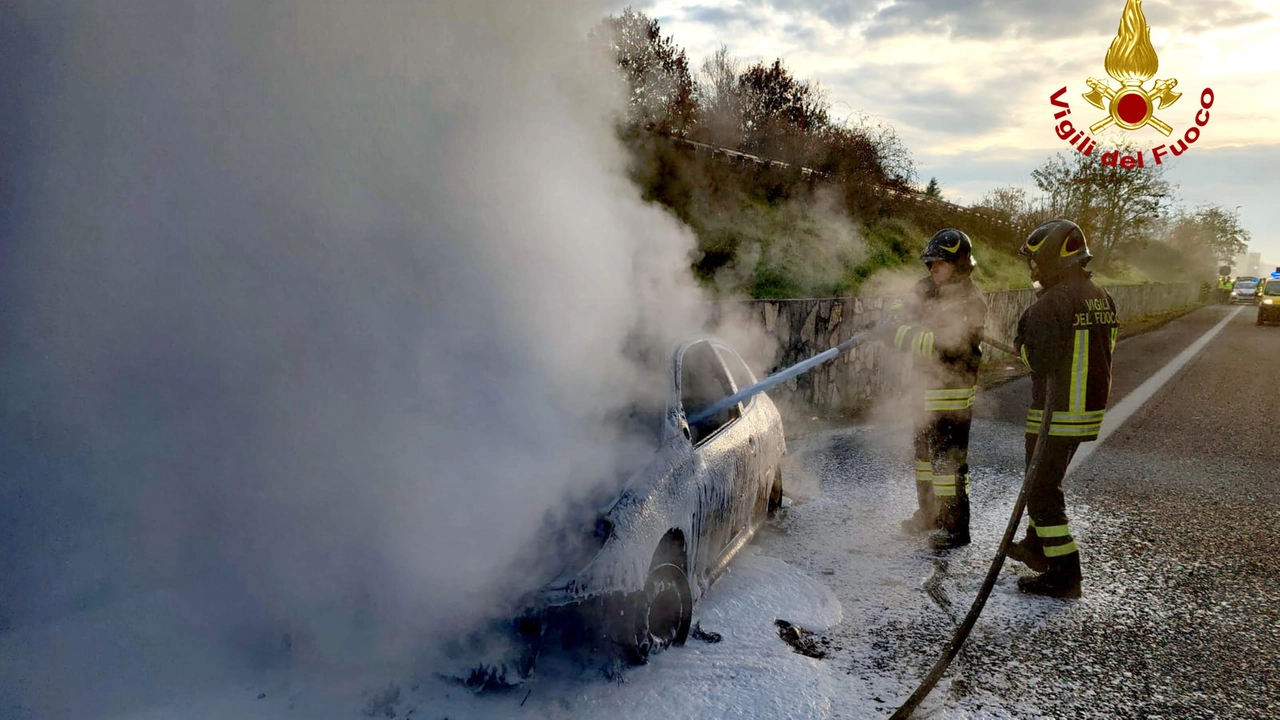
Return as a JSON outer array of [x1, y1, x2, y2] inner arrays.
[[1065, 306, 1244, 477]]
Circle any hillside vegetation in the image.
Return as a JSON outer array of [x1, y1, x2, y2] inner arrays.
[[597, 8, 1250, 298]]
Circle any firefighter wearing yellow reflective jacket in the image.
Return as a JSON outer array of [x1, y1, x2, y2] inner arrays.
[[1009, 219, 1118, 599], [888, 229, 988, 552]]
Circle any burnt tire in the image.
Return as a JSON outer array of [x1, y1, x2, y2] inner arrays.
[[623, 562, 692, 665]]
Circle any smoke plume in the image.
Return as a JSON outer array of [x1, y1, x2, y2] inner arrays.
[[0, 0, 757, 708]]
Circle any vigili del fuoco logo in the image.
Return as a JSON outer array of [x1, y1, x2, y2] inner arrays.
[[1048, 0, 1214, 169]]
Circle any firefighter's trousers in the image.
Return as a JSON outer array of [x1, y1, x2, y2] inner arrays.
[[914, 409, 972, 502], [1022, 434, 1081, 560]]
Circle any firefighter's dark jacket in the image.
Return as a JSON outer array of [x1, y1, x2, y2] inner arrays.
[[1014, 270, 1118, 442], [893, 276, 987, 411]]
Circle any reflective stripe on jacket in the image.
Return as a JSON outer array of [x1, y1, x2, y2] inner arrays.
[[892, 275, 988, 414], [1014, 272, 1117, 442], [896, 275, 983, 415]]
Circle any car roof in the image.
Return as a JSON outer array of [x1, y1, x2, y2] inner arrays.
[[667, 333, 742, 359]]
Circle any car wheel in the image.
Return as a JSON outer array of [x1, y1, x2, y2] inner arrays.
[[623, 562, 692, 664], [768, 466, 784, 515]]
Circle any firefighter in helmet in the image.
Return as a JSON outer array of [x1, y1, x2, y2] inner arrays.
[[1008, 219, 1118, 598], [882, 229, 988, 551]]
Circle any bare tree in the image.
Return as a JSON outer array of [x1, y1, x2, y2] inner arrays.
[[1030, 139, 1175, 267], [735, 58, 829, 161], [839, 110, 915, 187], [591, 7, 698, 136], [1176, 204, 1251, 267], [973, 186, 1029, 222], [693, 44, 744, 147]]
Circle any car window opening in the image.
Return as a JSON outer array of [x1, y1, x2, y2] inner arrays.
[[681, 342, 739, 445], [715, 344, 759, 400]]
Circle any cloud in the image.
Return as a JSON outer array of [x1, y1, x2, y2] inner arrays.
[[1145, 0, 1271, 34], [750, 0, 876, 28], [825, 57, 1066, 141], [671, 0, 1275, 43], [863, 0, 1117, 41], [683, 3, 768, 28]]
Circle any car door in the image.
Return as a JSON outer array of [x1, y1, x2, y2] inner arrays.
[[678, 340, 748, 581], [713, 342, 767, 542]]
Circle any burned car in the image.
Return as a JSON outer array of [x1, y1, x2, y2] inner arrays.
[[467, 335, 787, 683]]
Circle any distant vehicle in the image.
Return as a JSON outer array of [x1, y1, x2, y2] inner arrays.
[[465, 335, 788, 685], [1259, 279, 1280, 325], [1231, 279, 1259, 305]]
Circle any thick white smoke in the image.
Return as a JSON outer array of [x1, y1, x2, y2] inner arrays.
[[0, 0, 753, 705]]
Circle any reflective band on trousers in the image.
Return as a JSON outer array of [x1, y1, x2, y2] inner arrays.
[[1035, 523, 1077, 557], [1034, 523, 1072, 538], [925, 386, 976, 411], [1043, 540, 1079, 557], [1026, 408, 1104, 436], [915, 461, 932, 483], [932, 472, 969, 497]]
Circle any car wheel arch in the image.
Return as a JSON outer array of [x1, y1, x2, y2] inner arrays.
[[654, 529, 688, 572], [768, 465, 784, 514]]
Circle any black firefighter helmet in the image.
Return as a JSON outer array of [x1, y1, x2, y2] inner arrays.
[[922, 228, 976, 273], [1019, 219, 1092, 283]]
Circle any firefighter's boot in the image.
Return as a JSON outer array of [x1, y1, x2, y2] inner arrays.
[[1005, 526, 1049, 572], [1017, 552, 1082, 599], [928, 481, 970, 551], [900, 475, 939, 534]]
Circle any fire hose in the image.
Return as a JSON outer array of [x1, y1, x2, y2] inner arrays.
[[686, 324, 1053, 718], [887, 381, 1055, 718], [688, 332, 1021, 425], [686, 330, 874, 425]]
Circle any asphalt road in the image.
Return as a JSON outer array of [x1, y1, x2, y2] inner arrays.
[[977, 302, 1280, 718], [761, 302, 1280, 718]]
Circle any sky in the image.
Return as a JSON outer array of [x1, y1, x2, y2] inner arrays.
[[623, 0, 1280, 266]]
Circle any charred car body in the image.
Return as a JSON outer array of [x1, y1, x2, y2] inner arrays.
[[472, 336, 787, 682]]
